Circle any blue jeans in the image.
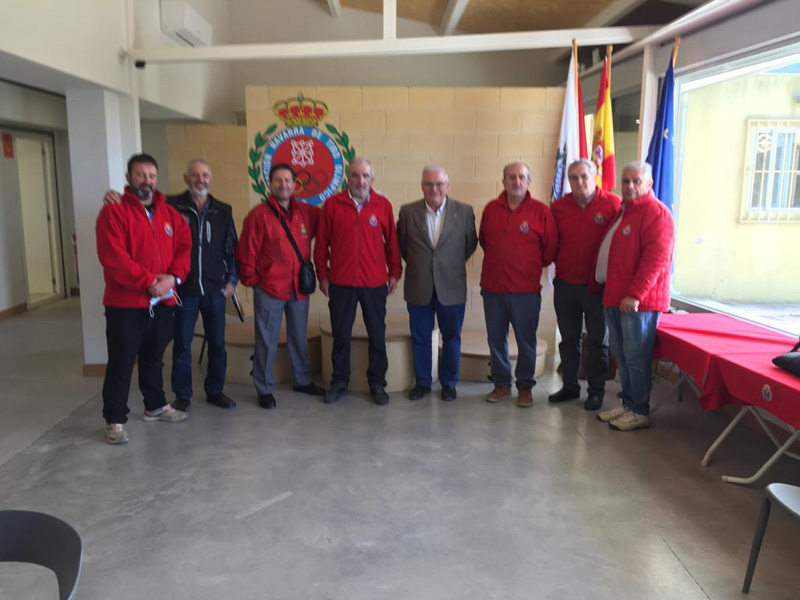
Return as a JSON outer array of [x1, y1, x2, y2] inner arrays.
[[407, 291, 466, 388], [604, 307, 660, 416], [482, 291, 541, 389], [172, 291, 227, 400]]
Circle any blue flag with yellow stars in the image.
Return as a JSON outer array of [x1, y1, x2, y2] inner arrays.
[[646, 54, 676, 212]]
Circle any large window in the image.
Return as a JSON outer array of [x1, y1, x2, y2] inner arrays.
[[673, 46, 800, 335]]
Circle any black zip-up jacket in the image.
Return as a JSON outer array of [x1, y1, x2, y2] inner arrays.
[[168, 192, 239, 298]]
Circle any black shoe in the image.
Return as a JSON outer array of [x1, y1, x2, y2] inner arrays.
[[441, 385, 457, 401], [408, 385, 431, 401], [172, 397, 191, 412], [584, 393, 604, 411], [370, 383, 390, 406], [258, 394, 276, 409], [293, 383, 326, 396], [207, 393, 236, 409], [325, 382, 347, 404], [548, 387, 581, 404]]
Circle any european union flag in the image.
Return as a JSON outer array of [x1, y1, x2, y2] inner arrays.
[[646, 55, 676, 212]]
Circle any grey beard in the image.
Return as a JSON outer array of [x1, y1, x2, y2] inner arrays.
[[134, 185, 154, 201], [190, 186, 209, 198]]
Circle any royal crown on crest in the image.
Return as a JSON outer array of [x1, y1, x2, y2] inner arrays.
[[273, 93, 328, 127]]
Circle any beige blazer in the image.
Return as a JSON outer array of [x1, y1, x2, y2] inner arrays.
[[397, 197, 478, 306]]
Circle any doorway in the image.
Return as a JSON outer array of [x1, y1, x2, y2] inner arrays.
[[15, 134, 64, 307]]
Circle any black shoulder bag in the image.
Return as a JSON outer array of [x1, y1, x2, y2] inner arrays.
[[773, 337, 800, 377], [268, 204, 316, 294]]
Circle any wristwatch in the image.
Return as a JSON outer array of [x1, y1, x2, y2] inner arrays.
[[173, 275, 182, 286]]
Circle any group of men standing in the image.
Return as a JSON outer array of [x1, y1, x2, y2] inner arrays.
[[96, 150, 673, 445]]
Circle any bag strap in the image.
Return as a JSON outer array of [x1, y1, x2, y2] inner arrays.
[[267, 202, 306, 264], [793, 337, 800, 353]]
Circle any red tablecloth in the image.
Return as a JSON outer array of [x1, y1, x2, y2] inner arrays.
[[656, 313, 800, 427]]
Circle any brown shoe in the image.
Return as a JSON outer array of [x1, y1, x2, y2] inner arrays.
[[516, 387, 533, 408], [485, 386, 511, 403]]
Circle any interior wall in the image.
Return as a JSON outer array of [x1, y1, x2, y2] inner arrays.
[[0, 0, 128, 94], [135, 0, 233, 123], [54, 131, 78, 293], [226, 0, 564, 115], [0, 81, 67, 130], [141, 121, 170, 187], [0, 132, 27, 312], [164, 124, 249, 222], [236, 85, 565, 350]]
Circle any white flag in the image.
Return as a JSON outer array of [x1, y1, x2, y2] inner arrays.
[[550, 54, 582, 202]]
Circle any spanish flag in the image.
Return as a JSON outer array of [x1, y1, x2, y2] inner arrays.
[[592, 51, 616, 191]]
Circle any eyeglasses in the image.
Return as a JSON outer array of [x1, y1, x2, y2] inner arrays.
[[422, 182, 448, 188]]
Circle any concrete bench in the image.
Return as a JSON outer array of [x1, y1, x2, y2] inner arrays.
[[319, 312, 437, 393], [458, 329, 548, 382]]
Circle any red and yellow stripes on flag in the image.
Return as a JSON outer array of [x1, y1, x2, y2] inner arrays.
[[592, 47, 616, 190]]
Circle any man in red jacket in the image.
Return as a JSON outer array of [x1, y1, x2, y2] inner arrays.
[[594, 161, 675, 431], [315, 157, 403, 405], [550, 160, 621, 411], [236, 163, 325, 409], [96, 153, 192, 445], [479, 162, 558, 408]]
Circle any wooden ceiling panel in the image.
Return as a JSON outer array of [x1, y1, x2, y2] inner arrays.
[[338, 0, 692, 33], [341, 0, 450, 25], [458, 0, 621, 33]]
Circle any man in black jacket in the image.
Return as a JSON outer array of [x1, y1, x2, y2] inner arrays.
[[104, 158, 239, 410]]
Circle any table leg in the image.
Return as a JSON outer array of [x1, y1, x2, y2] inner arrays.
[[701, 406, 750, 467], [722, 427, 800, 485]]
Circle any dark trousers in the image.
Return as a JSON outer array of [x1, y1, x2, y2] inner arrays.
[[102, 305, 174, 424], [172, 291, 227, 400], [407, 289, 466, 388], [553, 278, 609, 397], [328, 284, 388, 387]]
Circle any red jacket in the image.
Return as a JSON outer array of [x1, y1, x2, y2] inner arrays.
[[236, 196, 321, 301], [314, 189, 403, 288], [552, 188, 621, 285], [96, 188, 191, 308], [595, 191, 675, 312], [479, 191, 558, 294]]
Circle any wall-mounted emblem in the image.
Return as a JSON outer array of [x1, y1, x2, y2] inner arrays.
[[248, 93, 357, 206]]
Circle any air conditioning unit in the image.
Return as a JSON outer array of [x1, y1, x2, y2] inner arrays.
[[160, 0, 212, 47]]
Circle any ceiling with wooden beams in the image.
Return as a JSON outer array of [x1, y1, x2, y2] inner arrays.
[[337, 0, 703, 34]]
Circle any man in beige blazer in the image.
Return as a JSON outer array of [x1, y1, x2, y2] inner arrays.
[[397, 165, 478, 401]]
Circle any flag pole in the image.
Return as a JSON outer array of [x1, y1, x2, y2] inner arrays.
[[572, 38, 579, 90], [606, 45, 613, 87], [672, 36, 681, 67]]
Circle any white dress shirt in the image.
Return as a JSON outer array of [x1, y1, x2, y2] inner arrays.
[[425, 197, 447, 247]]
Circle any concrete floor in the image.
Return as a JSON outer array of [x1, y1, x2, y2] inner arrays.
[[1, 299, 800, 599]]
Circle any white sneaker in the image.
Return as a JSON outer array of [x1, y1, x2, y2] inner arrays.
[[597, 402, 629, 423], [106, 423, 129, 445], [143, 404, 187, 422], [609, 411, 651, 431]]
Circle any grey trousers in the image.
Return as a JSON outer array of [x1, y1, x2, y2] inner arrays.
[[481, 291, 541, 389], [253, 287, 312, 395]]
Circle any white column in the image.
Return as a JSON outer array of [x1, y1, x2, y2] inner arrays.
[[65, 88, 140, 372]]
